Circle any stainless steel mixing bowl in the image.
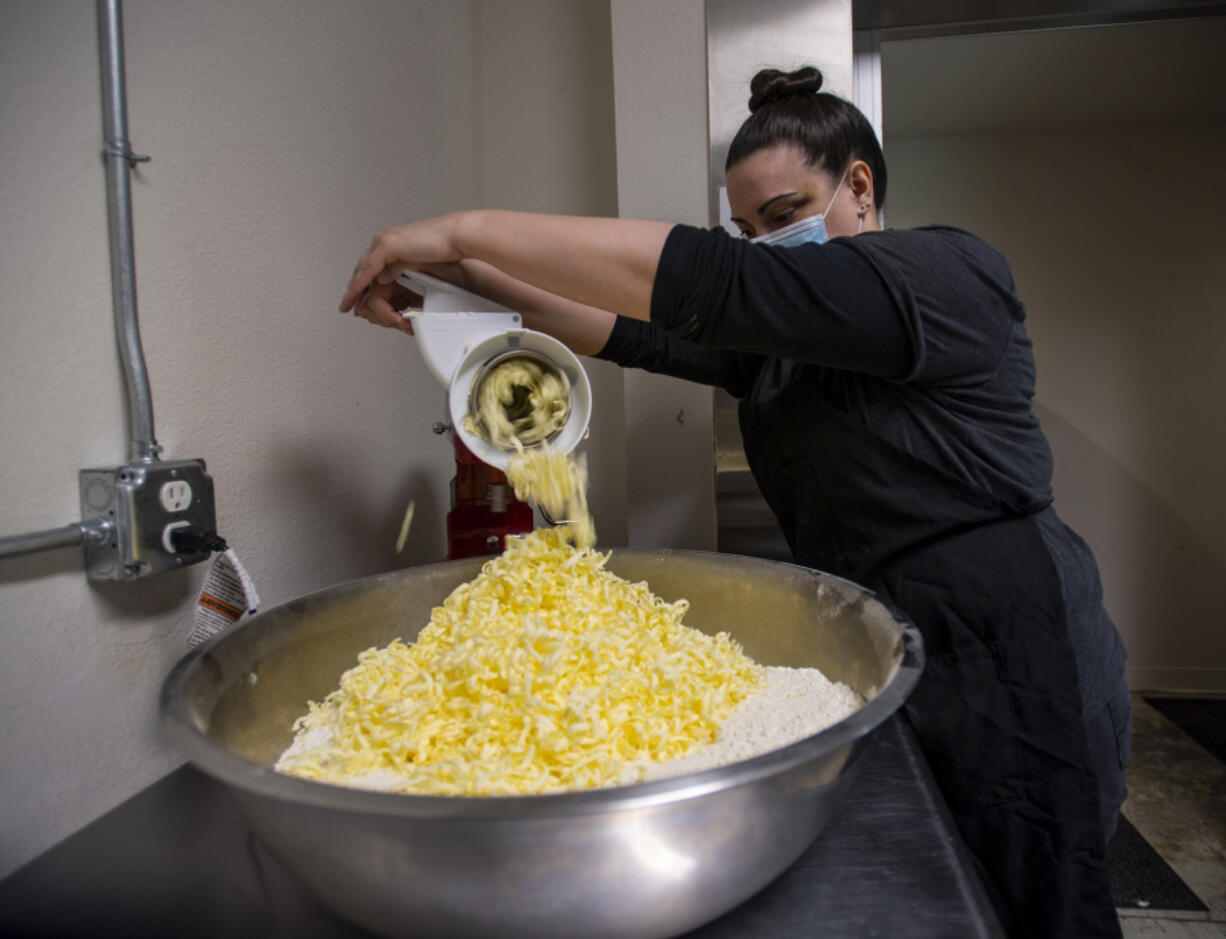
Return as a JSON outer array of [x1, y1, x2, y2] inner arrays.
[[161, 549, 922, 939]]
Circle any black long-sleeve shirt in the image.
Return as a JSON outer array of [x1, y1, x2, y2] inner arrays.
[[597, 223, 1125, 715]]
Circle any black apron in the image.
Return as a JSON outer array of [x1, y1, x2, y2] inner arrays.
[[739, 361, 1120, 939]]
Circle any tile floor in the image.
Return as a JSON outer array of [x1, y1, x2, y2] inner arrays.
[[1117, 695, 1226, 938]]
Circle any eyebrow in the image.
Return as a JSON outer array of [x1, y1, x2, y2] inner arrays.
[[729, 191, 800, 227], [757, 191, 799, 215]]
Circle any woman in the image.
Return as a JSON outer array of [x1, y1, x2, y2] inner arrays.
[[339, 66, 1130, 938]]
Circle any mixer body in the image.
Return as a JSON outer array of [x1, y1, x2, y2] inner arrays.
[[446, 435, 533, 559]]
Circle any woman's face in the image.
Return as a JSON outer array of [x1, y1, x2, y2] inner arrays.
[[726, 143, 871, 241]]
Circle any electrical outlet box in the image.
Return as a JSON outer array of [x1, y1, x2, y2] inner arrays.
[[79, 459, 216, 581]]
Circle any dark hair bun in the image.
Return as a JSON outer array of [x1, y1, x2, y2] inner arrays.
[[748, 66, 823, 113]]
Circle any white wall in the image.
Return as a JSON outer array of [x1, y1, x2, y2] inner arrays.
[[883, 25, 1226, 691], [1, 0, 637, 878], [0, 0, 481, 878], [610, 0, 716, 551], [474, 0, 628, 547]]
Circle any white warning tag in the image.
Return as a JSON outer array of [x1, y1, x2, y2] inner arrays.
[[188, 548, 260, 647]]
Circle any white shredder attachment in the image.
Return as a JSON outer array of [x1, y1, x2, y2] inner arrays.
[[397, 270, 592, 470]]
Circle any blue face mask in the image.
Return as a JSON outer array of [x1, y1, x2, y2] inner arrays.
[[750, 172, 847, 247]]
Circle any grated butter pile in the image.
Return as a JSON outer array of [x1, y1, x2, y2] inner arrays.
[[276, 527, 763, 796]]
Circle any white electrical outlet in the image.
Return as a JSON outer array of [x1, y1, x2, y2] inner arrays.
[[79, 459, 216, 581], [159, 480, 193, 513]]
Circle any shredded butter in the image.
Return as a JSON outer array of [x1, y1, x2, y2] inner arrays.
[[473, 356, 570, 451], [276, 528, 763, 796], [507, 448, 594, 549]]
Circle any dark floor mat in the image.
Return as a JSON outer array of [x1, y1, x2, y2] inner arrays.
[[1144, 696, 1226, 765], [1108, 813, 1208, 912]]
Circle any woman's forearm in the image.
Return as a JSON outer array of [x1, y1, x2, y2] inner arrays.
[[452, 259, 617, 356], [453, 211, 671, 323]]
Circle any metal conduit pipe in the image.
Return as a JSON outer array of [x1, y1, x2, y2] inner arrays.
[[98, 0, 160, 464], [0, 521, 113, 561], [1, 1, 155, 563]]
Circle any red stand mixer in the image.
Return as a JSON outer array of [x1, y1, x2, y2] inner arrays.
[[445, 434, 534, 559]]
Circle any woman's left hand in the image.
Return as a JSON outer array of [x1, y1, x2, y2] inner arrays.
[[338, 214, 465, 321]]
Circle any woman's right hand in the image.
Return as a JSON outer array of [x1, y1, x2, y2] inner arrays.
[[351, 260, 480, 334], [350, 279, 418, 333]]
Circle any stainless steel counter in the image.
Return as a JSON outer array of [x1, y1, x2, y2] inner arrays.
[[0, 714, 1002, 938]]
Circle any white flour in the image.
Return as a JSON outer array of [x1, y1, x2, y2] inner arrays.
[[276, 664, 860, 792], [639, 665, 860, 781]]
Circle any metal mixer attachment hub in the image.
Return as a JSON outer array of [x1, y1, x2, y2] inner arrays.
[[469, 348, 573, 452]]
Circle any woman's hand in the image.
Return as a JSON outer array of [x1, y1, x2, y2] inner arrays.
[[338, 214, 466, 323], [345, 260, 475, 335], [349, 279, 418, 333]]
